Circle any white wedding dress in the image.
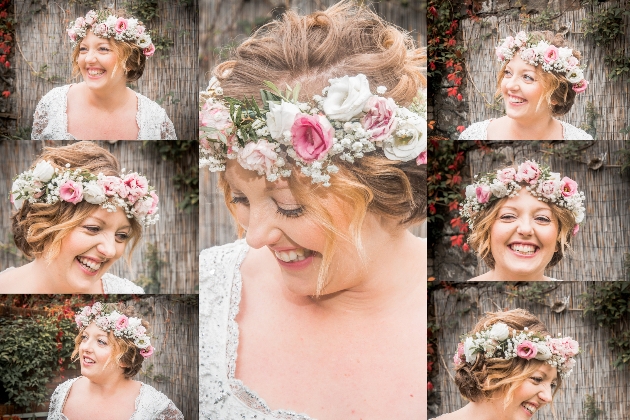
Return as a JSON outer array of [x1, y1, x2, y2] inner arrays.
[[458, 119, 593, 140], [48, 377, 183, 420], [199, 240, 314, 420], [31, 85, 177, 140], [0, 268, 144, 293]]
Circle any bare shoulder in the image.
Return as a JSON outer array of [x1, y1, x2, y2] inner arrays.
[[0, 265, 32, 292]]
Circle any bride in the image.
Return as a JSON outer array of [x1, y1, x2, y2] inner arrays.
[[199, 2, 426, 419], [0, 141, 158, 293], [31, 9, 176, 140], [48, 302, 184, 420], [460, 160, 585, 281], [459, 31, 592, 140], [431, 309, 579, 420]]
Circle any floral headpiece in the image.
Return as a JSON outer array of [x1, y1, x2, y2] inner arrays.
[[453, 322, 579, 379], [460, 160, 585, 234], [75, 302, 154, 358], [10, 161, 159, 227], [67, 10, 156, 57], [199, 74, 427, 187], [495, 31, 588, 94]]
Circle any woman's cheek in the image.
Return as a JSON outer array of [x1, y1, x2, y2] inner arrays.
[[234, 206, 250, 231]]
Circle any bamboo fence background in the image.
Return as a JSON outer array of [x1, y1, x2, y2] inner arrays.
[[431, 282, 630, 419], [0, 140, 199, 293], [11, 0, 197, 140], [459, 0, 630, 140], [462, 140, 630, 281]]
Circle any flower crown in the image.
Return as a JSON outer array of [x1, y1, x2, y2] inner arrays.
[[67, 10, 156, 57], [10, 161, 159, 227], [453, 322, 579, 379], [199, 74, 427, 187], [75, 302, 154, 358], [495, 31, 588, 94], [460, 160, 585, 234]]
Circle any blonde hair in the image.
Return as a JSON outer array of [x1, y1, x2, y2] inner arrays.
[[72, 303, 149, 378], [495, 31, 580, 116], [213, 1, 426, 295], [455, 309, 562, 407], [11, 141, 142, 261]]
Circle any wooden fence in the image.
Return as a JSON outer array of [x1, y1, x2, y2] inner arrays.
[[12, 0, 198, 139], [0, 140, 199, 293], [432, 282, 630, 419], [463, 140, 630, 281], [459, 0, 630, 140]]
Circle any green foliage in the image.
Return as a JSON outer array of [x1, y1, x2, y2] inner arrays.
[[136, 242, 165, 294], [604, 53, 630, 82], [520, 8, 561, 30], [0, 315, 76, 409], [150, 32, 174, 59], [616, 142, 630, 175], [510, 282, 557, 305], [578, 101, 600, 138], [582, 6, 628, 46], [583, 394, 605, 419], [123, 0, 160, 23]]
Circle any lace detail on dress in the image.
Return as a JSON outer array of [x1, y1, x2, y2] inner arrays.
[[199, 240, 314, 420], [458, 119, 593, 140], [31, 85, 177, 140], [102, 272, 145, 294], [48, 378, 183, 420]]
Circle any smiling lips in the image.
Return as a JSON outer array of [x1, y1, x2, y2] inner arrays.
[[508, 94, 528, 105], [86, 67, 105, 77], [76, 256, 104, 273], [522, 402, 538, 415], [83, 355, 96, 366], [509, 243, 538, 255], [273, 248, 313, 263]]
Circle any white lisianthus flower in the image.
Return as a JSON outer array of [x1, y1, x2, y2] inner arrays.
[[383, 113, 427, 162], [566, 68, 584, 84], [490, 179, 508, 197], [465, 184, 476, 199], [489, 322, 510, 341], [558, 47, 573, 59], [574, 210, 585, 224], [83, 183, 107, 204], [128, 317, 142, 329], [534, 343, 552, 360], [105, 15, 117, 28], [549, 172, 561, 181], [32, 160, 55, 182], [135, 336, 151, 349], [137, 35, 152, 49], [266, 101, 301, 140], [10, 179, 27, 210], [464, 337, 477, 364], [322, 74, 373, 121]]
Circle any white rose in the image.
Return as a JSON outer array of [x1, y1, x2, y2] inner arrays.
[[32, 160, 55, 182], [383, 115, 427, 162], [10, 179, 27, 210], [558, 47, 573, 59], [266, 101, 301, 140], [489, 322, 510, 341], [83, 183, 107, 205], [464, 337, 477, 364], [105, 15, 117, 28], [134, 336, 151, 349], [127, 18, 138, 30], [322, 74, 373, 121], [574, 210, 585, 224], [465, 184, 476, 199], [534, 343, 552, 360], [490, 179, 508, 197], [137, 35, 152, 49], [108, 311, 121, 322], [549, 172, 561, 181], [566, 68, 584, 84], [128, 317, 142, 329]]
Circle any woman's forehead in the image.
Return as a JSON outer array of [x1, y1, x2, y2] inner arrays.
[[500, 190, 553, 211], [86, 207, 132, 228], [507, 54, 537, 72]]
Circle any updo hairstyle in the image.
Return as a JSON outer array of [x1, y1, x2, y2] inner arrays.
[[496, 31, 582, 116], [454, 309, 561, 407], [215, 1, 427, 294], [467, 167, 576, 269], [11, 141, 143, 261], [72, 302, 150, 378]]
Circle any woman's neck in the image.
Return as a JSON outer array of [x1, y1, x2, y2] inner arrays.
[[504, 114, 561, 140], [83, 375, 135, 398], [475, 265, 547, 281], [80, 81, 133, 112], [23, 259, 103, 293]]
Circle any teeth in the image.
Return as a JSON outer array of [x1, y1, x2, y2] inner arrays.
[[84, 357, 95, 364], [510, 96, 526, 103], [274, 248, 313, 262], [522, 403, 537, 414], [88, 69, 104, 76], [510, 244, 537, 254], [77, 257, 102, 272]]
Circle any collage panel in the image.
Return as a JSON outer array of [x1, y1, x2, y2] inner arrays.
[[0, 294, 198, 419]]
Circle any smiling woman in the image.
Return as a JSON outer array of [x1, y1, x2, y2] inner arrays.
[[0, 141, 158, 293]]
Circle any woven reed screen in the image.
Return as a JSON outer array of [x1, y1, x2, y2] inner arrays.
[[459, 0, 630, 140], [462, 140, 630, 281], [432, 282, 630, 419], [0, 140, 199, 293], [12, 0, 197, 140]]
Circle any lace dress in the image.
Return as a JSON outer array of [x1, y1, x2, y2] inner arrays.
[[0, 268, 144, 293], [48, 377, 183, 420], [31, 85, 177, 140], [458, 119, 593, 140], [199, 240, 314, 420]]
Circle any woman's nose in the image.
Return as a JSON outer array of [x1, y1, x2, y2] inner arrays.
[[538, 385, 553, 403], [96, 234, 117, 259], [516, 217, 534, 236], [244, 206, 283, 249]]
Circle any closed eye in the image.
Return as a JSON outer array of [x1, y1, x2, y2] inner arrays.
[[499, 214, 516, 221], [116, 232, 130, 242], [276, 206, 304, 218], [535, 216, 551, 223], [531, 376, 543, 384], [504, 70, 512, 77], [230, 196, 249, 206], [83, 225, 100, 233], [523, 74, 535, 82]]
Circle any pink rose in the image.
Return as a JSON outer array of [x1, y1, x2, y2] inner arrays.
[[572, 224, 579, 236], [361, 96, 398, 142], [99, 176, 125, 197], [85, 13, 96, 26], [516, 160, 541, 184], [140, 345, 154, 358], [147, 191, 159, 215], [133, 197, 153, 216], [572, 79, 588, 94], [143, 44, 155, 57], [495, 47, 505, 61], [67, 29, 77, 42], [563, 358, 576, 370], [520, 48, 536, 63], [290, 114, 334, 162], [475, 185, 491, 204], [560, 177, 578, 197], [237, 139, 278, 174], [116, 315, 129, 330], [544, 45, 558, 63], [123, 173, 149, 204], [496, 167, 516, 184], [137, 326, 147, 335], [115, 17, 128, 34], [75, 315, 83, 328], [537, 179, 559, 199], [93, 23, 108, 36], [504, 36, 515, 49], [59, 180, 83, 204], [566, 56, 579, 69], [561, 337, 579, 357], [74, 17, 85, 29], [516, 341, 538, 360], [199, 100, 232, 139], [416, 151, 427, 165], [453, 342, 464, 364], [136, 25, 145, 35]]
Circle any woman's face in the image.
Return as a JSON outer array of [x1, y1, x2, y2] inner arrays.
[[501, 55, 550, 122], [78, 31, 126, 90], [489, 190, 558, 280], [502, 363, 557, 419], [79, 322, 121, 379], [54, 207, 131, 291]]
